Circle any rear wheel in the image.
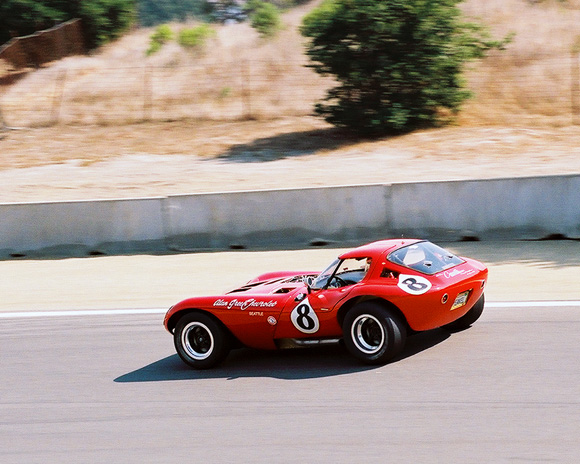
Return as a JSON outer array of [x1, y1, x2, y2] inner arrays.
[[444, 294, 485, 332], [342, 302, 407, 365], [174, 312, 230, 369]]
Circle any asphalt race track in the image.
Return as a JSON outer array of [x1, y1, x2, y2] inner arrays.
[[1, 241, 579, 463], [1, 304, 579, 463]]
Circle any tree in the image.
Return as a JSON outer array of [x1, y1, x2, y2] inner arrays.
[[78, 0, 136, 48], [0, 0, 67, 44], [300, 0, 510, 135], [138, 0, 212, 27]]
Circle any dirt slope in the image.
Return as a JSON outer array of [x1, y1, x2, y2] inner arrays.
[[1, 117, 580, 203]]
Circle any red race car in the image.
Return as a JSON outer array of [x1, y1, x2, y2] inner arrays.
[[164, 239, 488, 369]]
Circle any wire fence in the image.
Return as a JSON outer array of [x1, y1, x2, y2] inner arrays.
[[0, 60, 331, 127], [1, 51, 580, 127], [462, 49, 580, 126]]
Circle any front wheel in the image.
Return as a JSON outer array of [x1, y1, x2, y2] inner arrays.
[[342, 302, 407, 365], [174, 312, 230, 369]]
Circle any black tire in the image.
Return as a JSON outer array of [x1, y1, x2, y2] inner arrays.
[[342, 302, 407, 365], [444, 294, 485, 332], [174, 312, 230, 369]]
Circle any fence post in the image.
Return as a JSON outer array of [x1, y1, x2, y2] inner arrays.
[[50, 68, 67, 125], [0, 104, 6, 132], [241, 59, 252, 120], [572, 51, 580, 125], [143, 66, 152, 121]]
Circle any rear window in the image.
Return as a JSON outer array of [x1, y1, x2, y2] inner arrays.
[[387, 241, 464, 275]]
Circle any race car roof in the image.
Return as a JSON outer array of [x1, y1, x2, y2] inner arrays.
[[339, 238, 422, 260]]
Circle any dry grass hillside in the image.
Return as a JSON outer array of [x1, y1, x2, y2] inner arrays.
[[1, 0, 580, 202], [461, 0, 580, 126], [1, 3, 326, 126]]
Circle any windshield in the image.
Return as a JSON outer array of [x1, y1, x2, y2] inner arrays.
[[310, 258, 340, 290], [387, 241, 464, 275], [310, 257, 371, 290]]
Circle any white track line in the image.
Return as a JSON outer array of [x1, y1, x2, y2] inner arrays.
[[1, 301, 580, 319], [487, 301, 580, 308], [0, 308, 167, 318]]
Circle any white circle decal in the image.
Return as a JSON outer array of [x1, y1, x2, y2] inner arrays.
[[290, 299, 320, 334], [397, 274, 432, 295]]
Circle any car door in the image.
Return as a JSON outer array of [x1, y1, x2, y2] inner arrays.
[[274, 257, 371, 339], [272, 287, 351, 339], [274, 284, 364, 339]]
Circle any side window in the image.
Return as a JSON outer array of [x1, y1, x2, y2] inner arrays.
[[330, 258, 371, 287], [380, 268, 399, 279]]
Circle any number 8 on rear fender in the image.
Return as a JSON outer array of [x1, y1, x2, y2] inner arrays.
[[291, 299, 320, 334], [397, 274, 432, 295]]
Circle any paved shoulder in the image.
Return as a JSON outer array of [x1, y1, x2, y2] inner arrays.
[[0, 241, 578, 313]]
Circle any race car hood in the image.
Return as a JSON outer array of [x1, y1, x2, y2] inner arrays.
[[244, 270, 318, 286], [164, 272, 315, 332]]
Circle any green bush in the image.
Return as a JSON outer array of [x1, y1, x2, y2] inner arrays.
[[301, 0, 511, 136], [249, 1, 281, 38], [178, 24, 216, 50], [146, 24, 173, 55]]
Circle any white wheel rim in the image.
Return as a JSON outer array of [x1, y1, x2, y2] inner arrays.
[[181, 321, 214, 360], [351, 314, 385, 355]]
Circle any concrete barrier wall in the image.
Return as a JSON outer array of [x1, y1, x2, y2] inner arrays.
[[0, 198, 166, 257], [165, 185, 389, 249], [390, 175, 580, 240], [0, 175, 578, 257]]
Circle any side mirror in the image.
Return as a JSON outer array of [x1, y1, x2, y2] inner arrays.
[[305, 276, 314, 294]]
